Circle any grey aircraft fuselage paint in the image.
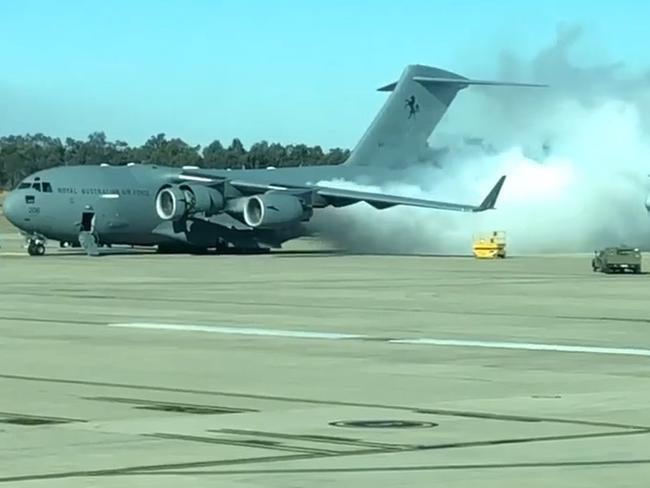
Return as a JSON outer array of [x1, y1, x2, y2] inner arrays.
[[2, 64, 543, 253], [5, 163, 402, 246]]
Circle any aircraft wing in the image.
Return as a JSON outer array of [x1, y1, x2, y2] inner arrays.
[[308, 176, 506, 212], [177, 170, 506, 213]]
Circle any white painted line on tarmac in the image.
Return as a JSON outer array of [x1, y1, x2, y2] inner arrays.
[[390, 338, 650, 357], [107, 322, 650, 357], [108, 323, 364, 340]]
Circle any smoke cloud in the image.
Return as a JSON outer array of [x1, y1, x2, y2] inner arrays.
[[309, 26, 650, 255]]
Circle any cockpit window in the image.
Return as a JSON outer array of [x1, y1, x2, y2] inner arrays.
[[16, 180, 51, 191]]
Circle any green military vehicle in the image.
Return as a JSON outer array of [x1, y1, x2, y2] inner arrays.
[[592, 246, 642, 274]]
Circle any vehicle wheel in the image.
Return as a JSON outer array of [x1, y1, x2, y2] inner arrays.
[[27, 242, 45, 256]]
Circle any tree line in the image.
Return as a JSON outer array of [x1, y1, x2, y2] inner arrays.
[[0, 132, 351, 189]]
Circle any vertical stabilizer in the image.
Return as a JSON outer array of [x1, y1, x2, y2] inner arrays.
[[343, 64, 545, 169], [343, 65, 467, 168]]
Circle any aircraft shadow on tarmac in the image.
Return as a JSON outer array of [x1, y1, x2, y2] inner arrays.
[[43, 248, 480, 259], [271, 250, 472, 259]]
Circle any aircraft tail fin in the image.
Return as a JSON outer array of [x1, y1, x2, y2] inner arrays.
[[343, 64, 545, 169]]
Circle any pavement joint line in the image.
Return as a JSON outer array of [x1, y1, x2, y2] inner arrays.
[[0, 372, 646, 430]]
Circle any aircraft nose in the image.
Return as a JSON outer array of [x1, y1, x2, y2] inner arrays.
[[3, 191, 21, 226]]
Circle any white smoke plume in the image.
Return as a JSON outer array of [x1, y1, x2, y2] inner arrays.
[[309, 26, 650, 255]]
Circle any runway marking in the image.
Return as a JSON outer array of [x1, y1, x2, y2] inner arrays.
[[107, 322, 650, 357], [389, 338, 650, 357], [108, 323, 363, 340]]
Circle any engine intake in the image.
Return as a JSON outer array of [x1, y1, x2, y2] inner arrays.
[[155, 184, 224, 221], [243, 193, 309, 228]]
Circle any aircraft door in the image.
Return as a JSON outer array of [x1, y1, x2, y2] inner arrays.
[[78, 200, 112, 235], [81, 212, 95, 232], [77, 199, 121, 243], [77, 206, 101, 256]]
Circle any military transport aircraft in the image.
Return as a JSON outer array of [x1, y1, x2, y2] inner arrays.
[[3, 64, 543, 256]]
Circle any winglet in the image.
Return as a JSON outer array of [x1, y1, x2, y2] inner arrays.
[[475, 175, 507, 212]]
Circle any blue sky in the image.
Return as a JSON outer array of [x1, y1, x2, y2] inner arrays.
[[1, 0, 648, 150]]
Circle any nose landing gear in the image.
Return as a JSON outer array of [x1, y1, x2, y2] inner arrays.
[[26, 236, 46, 256]]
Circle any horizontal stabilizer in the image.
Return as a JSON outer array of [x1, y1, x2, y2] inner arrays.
[[378, 76, 547, 92], [377, 82, 398, 92], [414, 76, 548, 88]]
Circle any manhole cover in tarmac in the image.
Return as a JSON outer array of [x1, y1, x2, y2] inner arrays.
[[329, 420, 437, 429]]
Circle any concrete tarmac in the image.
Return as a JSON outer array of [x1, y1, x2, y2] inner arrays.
[[1, 237, 650, 486]]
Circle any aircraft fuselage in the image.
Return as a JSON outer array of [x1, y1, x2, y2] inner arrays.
[[3, 163, 398, 249]]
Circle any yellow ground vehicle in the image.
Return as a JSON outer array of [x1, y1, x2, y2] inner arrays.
[[472, 231, 506, 259]]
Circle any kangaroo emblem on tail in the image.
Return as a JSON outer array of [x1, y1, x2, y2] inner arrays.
[[404, 95, 419, 119]]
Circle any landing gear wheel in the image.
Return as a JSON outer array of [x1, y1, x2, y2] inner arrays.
[[27, 242, 45, 256], [156, 244, 174, 254], [214, 242, 229, 254], [189, 247, 211, 255]]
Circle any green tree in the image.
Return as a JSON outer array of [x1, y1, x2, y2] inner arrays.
[[136, 133, 202, 167], [247, 140, 270, 169], [0, 134, 64, 187], [202, 139, 227, 168], [225, 138, 246, 168], [0, 132, 352, 189]]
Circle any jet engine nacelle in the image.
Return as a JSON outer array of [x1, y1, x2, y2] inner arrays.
[[242, 193, 310, 228], [155, 184, 225, 221]]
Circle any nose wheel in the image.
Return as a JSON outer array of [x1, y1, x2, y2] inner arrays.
[[26, 238, 46, 256]]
